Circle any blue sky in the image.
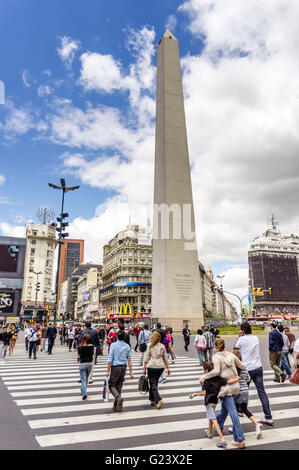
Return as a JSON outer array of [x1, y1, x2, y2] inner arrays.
[[1, 0, 299, 302], [0, 0, 203, 224]]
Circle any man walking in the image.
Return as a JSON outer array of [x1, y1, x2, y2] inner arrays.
[[138, 323, 151, 366], [105, 330, 134, 412], [235, 322, 274, 427], [46, 323, 57, 355], [269, 322, 286, 383], [203, 327, 215, 361], [0, 327, 10, 361], [78, 321, 99, 384], [28, 324, 41, 360], [133, 324, 141, 352], [182, 324, 191, 351]]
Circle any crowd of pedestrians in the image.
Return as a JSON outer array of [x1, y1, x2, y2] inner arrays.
[[1, 318, 298, 449]]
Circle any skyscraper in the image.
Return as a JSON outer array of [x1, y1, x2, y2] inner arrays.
[[152, 30, 203, 332], [57, 239, 84, 300]]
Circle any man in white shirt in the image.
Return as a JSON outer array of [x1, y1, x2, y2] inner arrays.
[[235, 322, 273, 427]]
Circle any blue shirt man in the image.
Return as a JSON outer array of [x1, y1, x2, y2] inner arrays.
[[106, 331, 134, 412]]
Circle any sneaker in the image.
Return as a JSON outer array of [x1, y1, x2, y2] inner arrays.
[[161, 379, 167, 384], [280, 373, 287, 383], [255, 423, 263, 439], [82, 395, 87, 400], [259, 418, 274, 427], [238, 412, 243, 417], [116, 397, 124, 412], [88, 380, 93, 384], [157, 400, 163, 409], [232, 440, 245, 449], [205, 430, 212, 439], [216, 440, 227, 448]]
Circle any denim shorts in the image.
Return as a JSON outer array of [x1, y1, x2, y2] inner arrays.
[[206, 403, 217, 420], [234, 392, 249, 405]]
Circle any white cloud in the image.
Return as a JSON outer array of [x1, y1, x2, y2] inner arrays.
[[80, 52, 124, 93], [0, 222, 26, 238], [37, 84, 53, 97], [57, 36, 81, 67], [0, 100, 34, 141], [165, 14, 177, 32], [21, 70, 31, 88], [0, 174, 5, 185]]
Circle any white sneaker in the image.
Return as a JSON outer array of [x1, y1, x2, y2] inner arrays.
[[256, 423, 263, 439]]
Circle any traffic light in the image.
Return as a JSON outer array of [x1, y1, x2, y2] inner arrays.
[[252, 287, 264, 296], [56, 212, 69, 241], [36, 282, 41, 292], [269, 287, 272, 295]]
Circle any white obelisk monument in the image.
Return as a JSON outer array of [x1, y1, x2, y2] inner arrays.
[[152, 30, 204, 332]]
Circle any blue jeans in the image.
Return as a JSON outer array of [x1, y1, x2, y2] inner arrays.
[[79, 363, 92, 397], [217, 395, 245, 442], [280, 352, 292, 377], [196, 348, 205, 365], [248, 367, 272, 420]]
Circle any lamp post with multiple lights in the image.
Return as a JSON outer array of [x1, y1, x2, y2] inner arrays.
[[48, 178, 79, 323]]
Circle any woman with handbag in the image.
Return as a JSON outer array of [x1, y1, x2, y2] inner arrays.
[[143, 331, 170, 409], [138, 324, 151, 366]]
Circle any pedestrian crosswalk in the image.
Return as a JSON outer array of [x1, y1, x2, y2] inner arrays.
[[0, 345, 298, 450]]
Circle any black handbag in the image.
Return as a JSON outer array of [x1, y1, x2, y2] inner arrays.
[[138, 375, 149, 395], [139, 342, 147, 352]]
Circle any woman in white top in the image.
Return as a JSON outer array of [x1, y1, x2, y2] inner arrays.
[[143, 331, 170, 409], [67, 326, 76, 351], [194, 329, 206, 366]]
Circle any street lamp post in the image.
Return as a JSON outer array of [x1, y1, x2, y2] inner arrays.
[[222, 290, 248, 322], [216, 275, 226, 319], [48, 178, 79, 325]]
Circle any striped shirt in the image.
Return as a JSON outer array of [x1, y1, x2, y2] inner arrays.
[[239, 369, 251, 393]]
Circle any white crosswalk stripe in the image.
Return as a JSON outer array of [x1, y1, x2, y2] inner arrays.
[[0, 344, 298, 450]]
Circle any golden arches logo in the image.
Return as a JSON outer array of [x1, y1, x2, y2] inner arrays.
[[119, 303, 132, 315]]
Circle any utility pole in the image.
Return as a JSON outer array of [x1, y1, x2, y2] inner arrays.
[[48, 178, 79, 324]]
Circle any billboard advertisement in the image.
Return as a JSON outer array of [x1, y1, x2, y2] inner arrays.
[[0, 292, 15, 314], [0, 245, 19, 273]]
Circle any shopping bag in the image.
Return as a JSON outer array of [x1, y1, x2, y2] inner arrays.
[[103, 377, 110, 402], [138, 375, 149, 395], [289, 367, 299, 385], [288, 353, 295, 368]]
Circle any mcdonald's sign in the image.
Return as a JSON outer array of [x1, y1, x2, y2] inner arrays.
[[119, 303, 132, 316]]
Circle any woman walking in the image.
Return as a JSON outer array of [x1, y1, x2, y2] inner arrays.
[[77, 333, 94, 400], [200, 338, 246, 448], [194, 329, 206, 366], [143, 331, 170, 409]]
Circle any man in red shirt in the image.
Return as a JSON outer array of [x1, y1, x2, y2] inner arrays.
[[133, 324, 141, 352]]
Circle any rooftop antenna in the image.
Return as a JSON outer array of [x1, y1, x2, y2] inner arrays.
[[36, 205, 55, 225]]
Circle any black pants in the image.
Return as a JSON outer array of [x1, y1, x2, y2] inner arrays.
[[68, 338, 74, 350], [148, 368, 164, 404], [47, 337, 55, 354], [134, 337, 139, 352], [237, 402, 253, 420], [109, 365, 127, 405], [184, 336, 190, 350], [29, 341, 38, 358]]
